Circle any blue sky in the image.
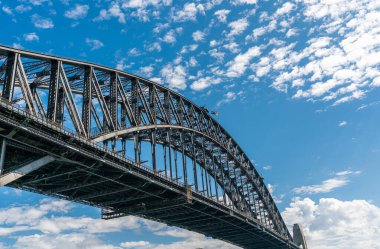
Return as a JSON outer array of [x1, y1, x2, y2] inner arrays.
[[1, 0, 380, 248]]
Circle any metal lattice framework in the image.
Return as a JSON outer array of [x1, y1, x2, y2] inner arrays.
[[0, 45, 297, 249]]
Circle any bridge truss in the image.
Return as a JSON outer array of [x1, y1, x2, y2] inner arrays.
[[0, 45, 298, 248]]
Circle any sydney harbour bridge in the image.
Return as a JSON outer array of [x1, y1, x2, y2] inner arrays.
[[0, 45, 304, 248]]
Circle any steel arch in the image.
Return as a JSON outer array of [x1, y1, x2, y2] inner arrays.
[[0, 45, 295, 247]]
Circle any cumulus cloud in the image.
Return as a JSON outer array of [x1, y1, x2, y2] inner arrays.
[[231, 0, 257, 5], [171, 3, 205, 22], [251, 0, 380, 105], [192, 30, 205, 42], [64, 4, 89, 19], [0, 197, 237, 248], [160, 64, 187, 90], [120, 241, 150, 248], [162, 30, 177, 44], [214, 9, 230, 22], [191, 76, 222, 91], [283, 197, 380, 249], [226, 46, 261, 77], [94, 2, 126, 24], [31, 14, 54, 29], [228, 18, 249, 37]]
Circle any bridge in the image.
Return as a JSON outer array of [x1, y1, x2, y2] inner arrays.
[[0, 45, 299, 249]]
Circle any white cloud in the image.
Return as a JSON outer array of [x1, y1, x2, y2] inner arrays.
[[31, 14, 54, 29], [338, 121, 347, 127], [223, 42, 240, 53], [275, 2, 294, 16], [214, 9, 230, 22], [94, 3, 126, 24], [256, 0, 380, 105], [2, 6, 13, 15], [263, 165, 272, 170], [64, 4, 89, 19], [191, 76, 222, 91], [28, 0, 51, 6], [138, 66, 154, 78], [188, 57, 198, 67], [23, 32, 39, 42], [180, 44, 198, 54], [217, 91, 243, 106], [226, 46, 261, 77], [121, 241, 150, 248], [192, 30, 205, 42], [171, 3, 205, 22], [122, 0, 172, 9], [12, 43, 23, 49], [231, 0, 257, 5], [0, 197, 237, 249], [162, 30, 177, 44], [286, 28, 298, 38], [85, 38, 104, 50], [209, 49, 225, 63], [15, 5, 32, 13], [128, 48, 141, 56], [293, 171, 359, 194], [160, 64, 187, 90], [228, 18, 249, 37], [145, 42, 161, 52], [283, 197, 380, 249], [267, 183, 284, 204]]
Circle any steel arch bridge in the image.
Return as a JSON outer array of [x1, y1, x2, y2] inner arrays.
[[0, 45, 298, 249]]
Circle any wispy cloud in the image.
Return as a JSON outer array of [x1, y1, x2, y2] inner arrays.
[[85, 38, 104, 50], [338, 121, 347, 127], [23, 32, 39, 42], [31, 14, 54, 29], [293, 170, 360, 195]]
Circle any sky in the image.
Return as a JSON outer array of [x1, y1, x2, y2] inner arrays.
[[1, 0, 380, 248]]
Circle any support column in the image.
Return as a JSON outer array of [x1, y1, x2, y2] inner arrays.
[[134, 133, 140, 164], [110, 72, 118, 130], [82, 66, 92, 137], [151, 131, 156, 173], [167, 130, 173, 179], [220, 153, 227, 205], [131, 78, 140, 125], [191, 133, 198, 191], [2, 52, 17, 101], [47, 60, 60, 122], [163, 144, 167, 177], [180, 132, 187, 186], [212, 148, 219, 202], [56, 87, 64, 125]]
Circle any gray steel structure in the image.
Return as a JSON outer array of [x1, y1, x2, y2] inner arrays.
[[0, 45, 298, 249]]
